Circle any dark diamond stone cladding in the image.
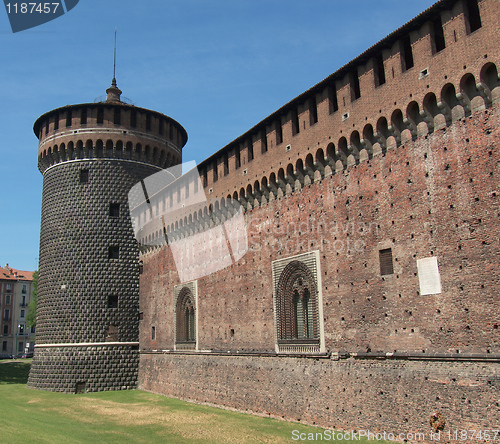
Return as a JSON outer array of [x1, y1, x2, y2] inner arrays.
[[28, 159, 159, 392]]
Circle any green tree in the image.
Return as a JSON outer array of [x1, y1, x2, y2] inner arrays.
[[26, 271, 38, 329]]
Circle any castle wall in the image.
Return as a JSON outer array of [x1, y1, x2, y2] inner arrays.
[[194, 0, 500, 205], [138, 101, 500, 431], [140, 105, 500, 354], [137, 0, 500, 432], [140, 353, 498, 435]]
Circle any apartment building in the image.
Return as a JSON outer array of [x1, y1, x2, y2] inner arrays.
[[0, 264, 36, 357]]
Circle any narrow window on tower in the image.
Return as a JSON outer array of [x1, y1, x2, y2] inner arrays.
[[465, 0, 482, 34], [328, 85, 339, 114], [292, 108, 300, 136], [80, 108, 87, 125], [108, 295, 119, 309], [97, 107, 104, 124], [130, 110, 137, 127], [261, 129, 268, 154], [109, 203, 120, 217], [151, 326, 156, 340], [146, 114, 151, 131], [114, 108, 121, 125], [45, 119, 49, 135], [247, 139, 254, 161], [159, 119, 164, 135], [224, 152, 229, 176], [374, 53, 386, 87], [66, 109, 72, 127], [235, 146, 241, 169], [203, 169, 208, 187], [350, 71, 361, 101], [213, 162, 218, 183], [431, 16, 446, 53], [53, 113, 59, 130], [309, 96, 318, 125], [108, 246, 120, 259], [79, 169, 89, 183], [379, 248, 394, 276], [401, 36, 414, 71], [276, 118, 283, 145]]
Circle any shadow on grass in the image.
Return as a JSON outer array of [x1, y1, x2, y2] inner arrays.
[[0, 360, 31, 384]]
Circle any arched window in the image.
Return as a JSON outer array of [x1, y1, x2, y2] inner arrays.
[[273, 253, 323, 353], [175, 282, 197, 350]]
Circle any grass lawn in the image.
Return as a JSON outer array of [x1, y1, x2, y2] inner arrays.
[[0, 360, 376, 443]]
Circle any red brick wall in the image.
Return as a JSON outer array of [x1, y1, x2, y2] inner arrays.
[[139, 105, 500, 355], [138, 0, 500, 434], [194, 0, 500, 205]]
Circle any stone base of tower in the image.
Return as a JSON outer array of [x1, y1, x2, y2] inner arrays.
[[27, 343, 139, 393]]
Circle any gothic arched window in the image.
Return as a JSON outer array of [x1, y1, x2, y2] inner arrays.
[[174, 282, 198, 350], [275, 260, 320, 347]]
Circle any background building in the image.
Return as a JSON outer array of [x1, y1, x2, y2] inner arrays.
[[0, 264, 35, 358]]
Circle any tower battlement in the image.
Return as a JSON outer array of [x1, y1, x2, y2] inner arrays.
[[34, 100, 186, 174]]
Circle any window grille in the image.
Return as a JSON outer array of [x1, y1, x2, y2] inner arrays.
[[379, 248, 394, 275], [272, 251, 323, 354]]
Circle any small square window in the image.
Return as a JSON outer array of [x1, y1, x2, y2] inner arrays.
[[80, 169, 89, 183], [139, 312, 144, 321], [108, 295, 118, 309], [109, 203, 120, 217], [108, 246, 120, 259], [379, 248, 394, 275]]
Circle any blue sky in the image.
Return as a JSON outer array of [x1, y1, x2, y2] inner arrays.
[[0, 0, 437, 271]]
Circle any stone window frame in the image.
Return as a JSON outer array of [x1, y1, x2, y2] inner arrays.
[[272, 251, 325, 354], [174, 280, 198, 351]]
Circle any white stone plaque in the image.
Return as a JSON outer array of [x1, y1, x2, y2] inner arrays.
[[417, 256, 442, 295]]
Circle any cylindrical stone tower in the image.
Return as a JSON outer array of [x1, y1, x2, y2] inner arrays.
[[27, 80, 187, 393]]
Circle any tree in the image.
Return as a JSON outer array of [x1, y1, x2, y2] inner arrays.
[[26, 271, 38, 329]]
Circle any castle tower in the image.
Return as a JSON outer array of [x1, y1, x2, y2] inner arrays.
[[27, 81, 187, 393]]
